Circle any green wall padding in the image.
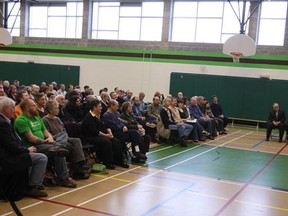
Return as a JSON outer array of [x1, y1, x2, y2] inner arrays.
[[170, 72, 288, 121], [0, 61, 80, 88]]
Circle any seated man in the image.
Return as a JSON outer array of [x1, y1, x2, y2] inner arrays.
[[189, 96, 214, 140], [160, 97, 193, 147], [103, 100, 147, 163], [266, 103, 286, 143], [147, 96, 162, 121], [0, 97, 48, 199], [14, 99, 77, 188], [15, 90, 29, 119], [211, 95, 229, 129]]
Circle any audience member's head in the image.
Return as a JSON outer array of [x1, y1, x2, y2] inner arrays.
[[198, 96, 206, 106], [126, 90, 133, 99], [122, 101, 132, 114], [55, 95, 65, 106], [84, 85, 90, 92], [114, 87, 119, 93], [273, 103, 279, 112], [191, 96, 198, 105], [14, 80, 20, 87], [16, 90, 29, 104], [110, 91, 118, 100], [0, 86, 5, 96], [34, 92, 46, 108], [132, 96, 140, 105], [182, 97, 190, 106], [68, 84, 74, 92], [0, 97, 15, 119], [170, 97, 177, 107], [101, 91, 110, 102], [118, 90, 125, 98], [107, 99, 119, 112], [3, 80, 10, 88], [89, 99, 102, 114], [212, 95, 218, 103], [44, 100, 58, 114], [9, 85, 17, 95], [177, 98, 184, 108], [139, 92, 145, 101], [47, 93, 55, 101], [59, 84, 66, 91], [163, 97, 171, 108], [177, 92, 183, 99], [153, 96, 160, 105], [20, 99, 39, 117]]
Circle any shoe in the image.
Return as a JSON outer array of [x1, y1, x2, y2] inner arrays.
[[72, 171, 90, 180], [26, 186, 48, 197], [146, 122, 156, 128], [117, 161, 129, 168], [180, 137, 187, 147], [135, 152, 147, 160], [58, 178, 77, 188], [207, 135, 215, 140], [265, 138, 269, 141], [47, 146, 69, 158], [151, 138, 159, 143], [202, 131, 209, 136], [131, 157, 146, 164], [222, 131, 227, 135]]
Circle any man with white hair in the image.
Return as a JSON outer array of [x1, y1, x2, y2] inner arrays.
[[0, 97, 48, 198]]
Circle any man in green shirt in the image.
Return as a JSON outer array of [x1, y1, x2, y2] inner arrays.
[[14, 99, 77, 188]]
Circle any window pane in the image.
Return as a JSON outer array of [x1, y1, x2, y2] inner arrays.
[[66, 17, 76, 38], [48, 17, 66, 38], [92, 3, 99, 30], [119, 18, 140, 40], [48, 6, 66, 16], [29, 29, 47, 37], [142, 2, 164, 17], [171, 18, 196, 42], [261, 2, 287, 19], [91, 31, 97, 39], [98, 7, 119, 30], [8, 16, 20, 29], [77, 3, 83, 16], [30, 7, 48, 28], [258, 19, 286, 46], [67, 2, 77, 16], [98, 31, 118, 40], [196, 19, 222, 43], [198, 2, 223, 18], [120, 6, 141, 17], [173, 2, 197, 17], [141, 18, 162, 41], [76, 17, 82, 38], [8, 2, 21, 16]]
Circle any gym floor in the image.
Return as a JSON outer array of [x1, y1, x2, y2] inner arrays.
[[1, 127, 288, 216]]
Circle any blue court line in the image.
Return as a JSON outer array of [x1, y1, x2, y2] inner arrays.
[[141, 184, 194, 216], [252, 131, 279, 148]]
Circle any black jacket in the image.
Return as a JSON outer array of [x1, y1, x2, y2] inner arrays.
[[268, 109, 286, 124], [160, 108, 175, 129], [0, 114, 32, 174]]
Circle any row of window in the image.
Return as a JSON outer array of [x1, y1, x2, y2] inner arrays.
[[6, 1, 288, 46]]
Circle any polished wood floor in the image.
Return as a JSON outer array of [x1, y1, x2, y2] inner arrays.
[[1, 128, 288, 216]]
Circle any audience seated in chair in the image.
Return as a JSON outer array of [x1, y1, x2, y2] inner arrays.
[[81, 99, 129, 169], [211, 95, 229, 130], [42, 100, 90, 180], [14, 99, 77, 188], [160, 97, 193, 147], [103, 99, 147, 164]]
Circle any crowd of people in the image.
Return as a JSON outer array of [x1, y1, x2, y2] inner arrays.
[[0, 80, 229, 200]]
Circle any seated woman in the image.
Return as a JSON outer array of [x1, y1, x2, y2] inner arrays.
[[100, 91, 110, 116], [81, 99, 129, 169], [42, 101, 90, 180], [120, 102, 151, 155]]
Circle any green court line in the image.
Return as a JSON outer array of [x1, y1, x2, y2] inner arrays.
[[148, 145, 288, 189]]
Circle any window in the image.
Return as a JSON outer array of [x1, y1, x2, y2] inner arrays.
[[257, 1, 287, 46], [29, 2, 83, 38], [7, 2, 21, 36], [92, 1, 164, 41], [171, 1, 250, 43]]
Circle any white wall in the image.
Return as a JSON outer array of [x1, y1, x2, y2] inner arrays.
[[1, 53, 288, 100]]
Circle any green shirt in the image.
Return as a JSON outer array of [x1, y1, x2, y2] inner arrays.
[[14, 114, 46, 147]]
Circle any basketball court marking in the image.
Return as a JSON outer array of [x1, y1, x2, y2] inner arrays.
[[51, 131, 252, 216], [215, 142, 288, 216]]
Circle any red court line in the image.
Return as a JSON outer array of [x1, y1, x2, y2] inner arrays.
[[215, 142, 288, 216], [32, 197, 118, 216]]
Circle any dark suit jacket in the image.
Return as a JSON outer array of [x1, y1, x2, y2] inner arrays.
[[160, 108, 175, 129], [268, 109, 286, 124], [0, 114, 32, 174]]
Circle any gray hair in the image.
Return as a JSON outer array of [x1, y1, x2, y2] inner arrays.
[[0, 96, 15, 111], [107, 99, 118, 108]]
